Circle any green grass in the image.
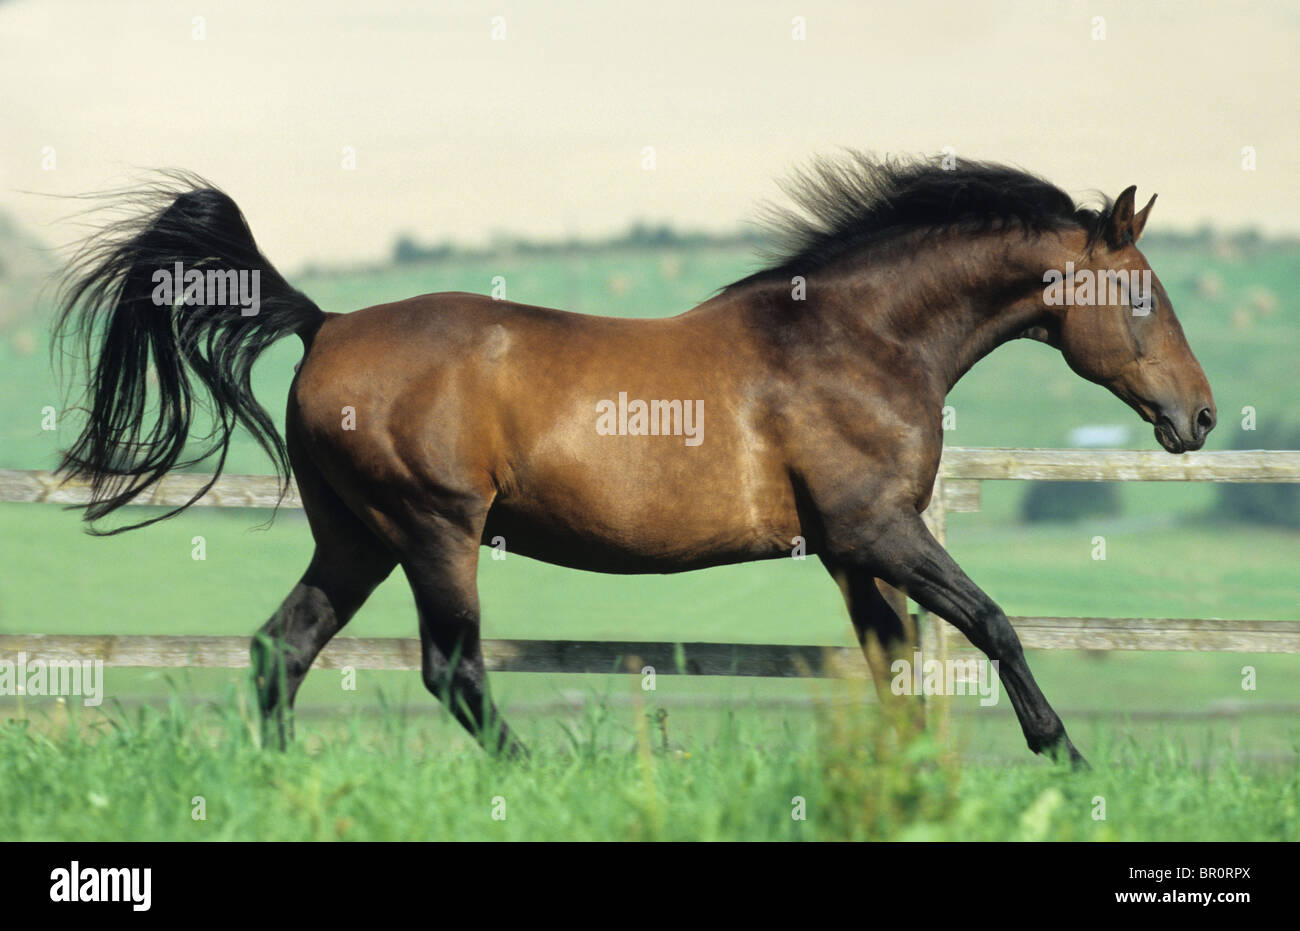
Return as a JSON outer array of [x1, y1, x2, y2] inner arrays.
[[2, 692, 1295, 841]]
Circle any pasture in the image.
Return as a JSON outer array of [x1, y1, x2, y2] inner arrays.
[[0, 237, 1297, 840]]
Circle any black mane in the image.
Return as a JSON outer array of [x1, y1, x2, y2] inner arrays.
[[726, 152, 1112, 291]]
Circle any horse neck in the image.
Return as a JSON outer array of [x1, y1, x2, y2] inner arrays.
[[831, 230, 1073, 394]]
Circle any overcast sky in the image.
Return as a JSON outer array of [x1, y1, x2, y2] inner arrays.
[[2, 0, 1296, 269]]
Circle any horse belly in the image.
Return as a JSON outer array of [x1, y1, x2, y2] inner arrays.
[[483, 456, 801, 573]]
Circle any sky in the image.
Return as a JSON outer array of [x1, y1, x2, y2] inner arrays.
[[1, 0, 1296, 269]]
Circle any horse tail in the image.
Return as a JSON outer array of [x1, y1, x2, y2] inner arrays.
[[53, 171, 324, 534]]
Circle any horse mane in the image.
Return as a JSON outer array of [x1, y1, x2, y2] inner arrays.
[[725, 151, 1112, 292]]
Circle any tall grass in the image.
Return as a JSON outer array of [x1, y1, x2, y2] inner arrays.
[[1, 687, 1295, 841]]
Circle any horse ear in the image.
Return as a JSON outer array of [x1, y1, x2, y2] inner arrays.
[[1131, 193, 1157, 243], [1106, 185, 1139, 248]]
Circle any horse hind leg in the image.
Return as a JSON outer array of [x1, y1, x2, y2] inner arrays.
[[394, 515, 526, 758], [252, 459, 396, 748]]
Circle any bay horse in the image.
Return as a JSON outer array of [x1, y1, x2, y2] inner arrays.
[[54, 155, 1215, 766]]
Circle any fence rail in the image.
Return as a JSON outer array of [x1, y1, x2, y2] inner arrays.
[[4, 447, 1298, 513], [2, 615, 1298, 685], [2, 448, 1298, 677]]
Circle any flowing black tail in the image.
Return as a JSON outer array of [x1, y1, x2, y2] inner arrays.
[[53, 172, 323, 534]]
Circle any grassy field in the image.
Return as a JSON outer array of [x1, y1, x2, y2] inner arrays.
[[0, 238, 1296, 840], [2, 690, 1296, 842]]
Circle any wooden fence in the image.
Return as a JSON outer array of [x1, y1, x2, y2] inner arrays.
[[1, 447, 1298, 679]]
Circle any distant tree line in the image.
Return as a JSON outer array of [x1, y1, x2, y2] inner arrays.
[[1141, 227, 1296, 251], [390, 221, 765, 266], [387, 221, 1297, 269]]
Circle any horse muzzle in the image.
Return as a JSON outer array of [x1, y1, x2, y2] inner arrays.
[[1154, 404, 1215, 453]]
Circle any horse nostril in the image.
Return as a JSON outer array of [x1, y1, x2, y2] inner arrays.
[[1196, 407, 1216, 435]]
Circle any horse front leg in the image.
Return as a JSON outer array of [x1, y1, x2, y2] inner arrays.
[[822, 561, 926, 735], [831, 508, 1086, 767]]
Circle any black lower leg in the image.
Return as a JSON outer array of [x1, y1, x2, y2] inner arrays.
[[252, 582, 336, 749], [252, 550, 392, 748], [404, 551, 528, 759], [828, 563, 926, 733], [862, 512, 1086, 767], [420, 632, 526, 758]]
